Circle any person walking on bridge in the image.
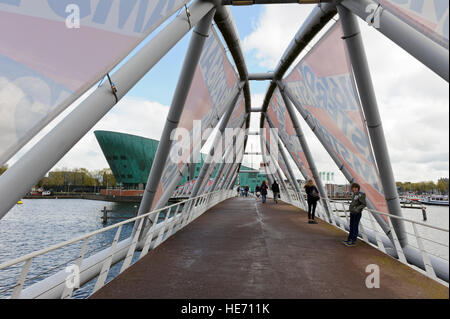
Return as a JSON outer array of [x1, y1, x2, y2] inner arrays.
[[271, 181, 280, 204], [255, 185, 261, 199], [304, 179, 320, 224], [260, 181, 268, 203], [344, 183, 366, 246]]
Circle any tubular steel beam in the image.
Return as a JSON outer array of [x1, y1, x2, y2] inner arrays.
[[0, 0, 217, 221], [223, 0, 328, 4], [135, 9, 217, 221], [248, 73, 275, 81], [214, 6, 252, 130], [337, 5, 407, 247], [341, 0, 449, 82]]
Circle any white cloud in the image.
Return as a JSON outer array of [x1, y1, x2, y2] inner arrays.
[[243, 4, 316, 69], [54, 97, 169, 171], [7, 95, 169, 172], [242, 5, 449, 183]]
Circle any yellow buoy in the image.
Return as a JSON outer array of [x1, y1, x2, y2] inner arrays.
[[17, 200, 23, 205]]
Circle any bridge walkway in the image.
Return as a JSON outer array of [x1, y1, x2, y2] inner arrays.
[[91, 197, 448, 299]]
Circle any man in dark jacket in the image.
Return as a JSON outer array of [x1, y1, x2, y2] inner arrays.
[[272, 181, 280, 204], [260, 181, 268, 203], [344, 183, 366, 246]]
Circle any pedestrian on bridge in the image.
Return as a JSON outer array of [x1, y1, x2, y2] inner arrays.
[[272, 181, 280, 204], [260, 181, 268, 203], [344, 183, 366, 247], [304, 180, 320, 224], [255, 185, 261, 198]]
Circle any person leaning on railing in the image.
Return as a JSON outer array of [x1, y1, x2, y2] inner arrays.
[[343, 183, 366, 247]]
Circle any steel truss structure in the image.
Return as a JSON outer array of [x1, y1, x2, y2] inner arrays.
[[0, 0, 448, 298]]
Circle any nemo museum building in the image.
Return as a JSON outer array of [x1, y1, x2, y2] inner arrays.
[[94, 131, 266, 193]]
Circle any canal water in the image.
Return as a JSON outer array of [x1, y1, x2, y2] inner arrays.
[[0, 199, 139, 299], [0, 199, 448, 298]]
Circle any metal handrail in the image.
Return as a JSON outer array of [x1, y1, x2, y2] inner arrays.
[[0, 190, 234, 298], [289, 197, 448, 282], [327, 199, 449, 233]]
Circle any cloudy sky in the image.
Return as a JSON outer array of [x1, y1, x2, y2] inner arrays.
[[7, 3, 449, 184]]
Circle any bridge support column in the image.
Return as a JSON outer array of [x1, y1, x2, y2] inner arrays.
[[337, 5, 407, 247], [278, 85, 333, 223], [134, 9, 216, 227]]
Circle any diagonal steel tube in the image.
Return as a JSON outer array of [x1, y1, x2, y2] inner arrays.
[[337, 5, 407, 247], [135, 9, 217, 222], [341, 0, 448, 82]]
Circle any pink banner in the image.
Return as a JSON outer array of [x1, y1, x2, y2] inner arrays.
[[0, 0, 188, 165], [153, 27, 239, 210], [377, 0, 448, 48], [267, 87, 313, 182], [285, 21, 387, 214]]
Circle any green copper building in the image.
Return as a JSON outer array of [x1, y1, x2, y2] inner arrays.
[[94, 130, 266, 191]]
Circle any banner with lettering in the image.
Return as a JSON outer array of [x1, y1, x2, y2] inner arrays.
[[284, 21, 388, 213], [377, 0, 448, 49], [267, 88, 313, 181], [0, 0, 188, 165], [153, 26, 239, 209]]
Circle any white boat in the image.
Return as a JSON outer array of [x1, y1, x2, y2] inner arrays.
[[419, 195, 449, 206]]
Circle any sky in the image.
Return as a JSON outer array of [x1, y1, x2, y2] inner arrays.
[[7, 3, 449, 184]]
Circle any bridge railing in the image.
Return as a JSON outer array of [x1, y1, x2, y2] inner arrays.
[[0, 190, 234, 299], [288, 197, 449, 283]]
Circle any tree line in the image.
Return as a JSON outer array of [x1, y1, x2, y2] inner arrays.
[[35, 168, 117, 189], [1, 165, 448, 194], [0, 166, 117, 191], [396, 178, 449, 194]]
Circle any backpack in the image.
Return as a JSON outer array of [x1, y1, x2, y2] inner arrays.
[[310, 189, 320, 201]]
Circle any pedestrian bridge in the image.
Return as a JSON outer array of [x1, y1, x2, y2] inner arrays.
[[91, 197, 447, 299], [0, 0, 448, 299]]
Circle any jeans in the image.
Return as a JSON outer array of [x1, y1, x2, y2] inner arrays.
[[307, 200, 317, 220], [273, 192, 279, 203], [347, 212, 362, 242], [262, 194, 266, 203]]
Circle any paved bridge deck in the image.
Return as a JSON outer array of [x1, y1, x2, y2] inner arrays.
[[91, 197, 448, 299]]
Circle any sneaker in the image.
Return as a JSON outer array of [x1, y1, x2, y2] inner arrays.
[[311, 220, 318, 224], [342, 240, 350, 245], [345, 241, 356, 247], [308, 220, 313, 224]]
